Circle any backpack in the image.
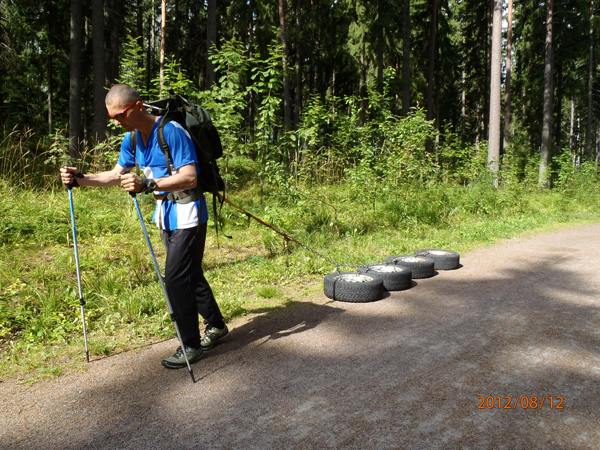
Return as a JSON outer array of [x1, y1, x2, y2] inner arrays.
[[132, 93, 228, 235]]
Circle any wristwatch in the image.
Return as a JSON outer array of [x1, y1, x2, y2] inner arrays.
[[143, 178, 158, 194]]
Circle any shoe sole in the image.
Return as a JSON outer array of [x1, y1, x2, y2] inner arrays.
[[161, 355, 203, 369], [200, 331, 229, 351], [161, 360, 188, 369]]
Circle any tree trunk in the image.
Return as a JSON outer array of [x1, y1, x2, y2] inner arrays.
[[294, 0, 303, 126], [47, 55, 53, 134], [375, 0, 384, 93], [46, 0, 54, 134], [401, 0, 411, 115], [92, 0, 106, 141], [461, 70, 466, 120], [596, 123, 600, 165], [539, 0, 554, 188], [278, 0, 292, 131], [206, 0, 217, 87], [136, 0, 143, 42], [146, 0, 155, 92], [359, 41, 368, 124], [487, 0, 502, 188], [425, 0, 438, 122], [555, 62, 563, 150], [502, 0, 513, 153], [69, 0, 83, 156], [106, 0, 123, 83], [569, 98, 575, 151], [587, 0, 595, 161], [159, 0, 166, 94]]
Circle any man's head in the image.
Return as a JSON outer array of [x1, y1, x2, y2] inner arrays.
[[105, 84, 144, 130]]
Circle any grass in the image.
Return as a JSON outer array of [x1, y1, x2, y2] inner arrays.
[[2, 176, 600, 383]]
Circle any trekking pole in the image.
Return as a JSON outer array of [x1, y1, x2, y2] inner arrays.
[[67, 186, 90, 363], [129, 193, 195, 383]]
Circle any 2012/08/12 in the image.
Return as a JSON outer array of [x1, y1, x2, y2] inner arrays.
[[477, 395, 565, 410]]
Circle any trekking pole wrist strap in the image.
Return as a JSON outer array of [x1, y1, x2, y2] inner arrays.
[[143, 178, 158, 194], [69, 171, 85, 188]]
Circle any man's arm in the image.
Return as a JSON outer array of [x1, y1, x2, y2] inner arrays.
[[119, 164, 197, 193], [60, 164, 132, 188]]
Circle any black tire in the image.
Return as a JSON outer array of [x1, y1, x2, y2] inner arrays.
[[323, 272, 384, 303], [357, 264, 412, 291], [384, 255, 435, 279], [414, 249, 460, 270]]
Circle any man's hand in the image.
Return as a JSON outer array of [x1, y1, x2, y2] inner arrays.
[[120, 173, 144, 193], [60, 166, 83, 187]]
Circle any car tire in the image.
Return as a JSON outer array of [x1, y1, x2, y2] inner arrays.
[[323, 272, 385, 303], [357, 264, 412, 291], [384, 255, 436, 279], [414, 249, 460, 270]]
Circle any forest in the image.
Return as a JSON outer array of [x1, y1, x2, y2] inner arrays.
[[1, 1, 600, 380], [1, 0, 598, 186]]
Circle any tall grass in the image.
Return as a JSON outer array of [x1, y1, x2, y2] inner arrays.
[[2, 123, 600, 382], [0, 127, 122, 191], [0, 128, 59, 189]]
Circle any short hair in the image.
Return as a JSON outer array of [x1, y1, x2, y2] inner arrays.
[[105, 84, 141, 106]]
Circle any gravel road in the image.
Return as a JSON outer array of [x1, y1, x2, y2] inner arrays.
[[1, 223, 599, 449]]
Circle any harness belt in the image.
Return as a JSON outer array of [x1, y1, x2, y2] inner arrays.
[[153, 188, 202, 204]]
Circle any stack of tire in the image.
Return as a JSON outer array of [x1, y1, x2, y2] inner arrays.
[[323, 249, 460, 303]]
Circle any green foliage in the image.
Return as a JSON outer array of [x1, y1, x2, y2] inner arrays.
[[438, 130, 487, 184], [199, 37, 250, 152], [152, 58, 194, 97], [501, 126, 542, 189], [250, 41, 284, 161], [256, 286, 281, 299], [554, 150, 599, 193], [191, 37, 286, 187], [119, 36, 194, 99], [118, 35, 148, 96], [295, 97, 441, 187]]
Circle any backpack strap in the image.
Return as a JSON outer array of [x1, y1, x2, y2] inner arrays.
[[157, 115, 173, 176], [130, 131, 137, 156], [156, 117, 200, 203], [156, 116, 227, 238]]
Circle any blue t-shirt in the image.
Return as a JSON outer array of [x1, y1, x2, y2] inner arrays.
[[118, 119, 208, 230]]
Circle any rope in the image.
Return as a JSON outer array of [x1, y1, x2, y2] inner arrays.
[[215, 193, 358, 272]]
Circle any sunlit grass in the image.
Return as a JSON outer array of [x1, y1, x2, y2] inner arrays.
[[2, 179, 600, 382]]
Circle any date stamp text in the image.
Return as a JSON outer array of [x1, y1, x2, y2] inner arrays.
[[477, 394, 565, 410]]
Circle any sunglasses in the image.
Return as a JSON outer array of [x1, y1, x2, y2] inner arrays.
[[107, 102, 138, 121]]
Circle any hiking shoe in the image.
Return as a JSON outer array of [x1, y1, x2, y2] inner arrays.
[[161, 346, 203, 369], [200, 325, 229, 350]]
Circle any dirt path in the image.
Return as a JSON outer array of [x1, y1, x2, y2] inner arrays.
[[1, 223, 600, 449]]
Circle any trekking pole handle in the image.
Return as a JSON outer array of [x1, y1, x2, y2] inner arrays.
[[62, 166, 84, 189]]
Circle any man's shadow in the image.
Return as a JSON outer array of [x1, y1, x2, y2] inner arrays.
[[198, 300, 345, 375]]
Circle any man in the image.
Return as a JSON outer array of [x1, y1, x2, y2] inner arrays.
[[60, 84, 228, 369]]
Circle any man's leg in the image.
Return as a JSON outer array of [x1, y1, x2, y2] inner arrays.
[[193, 223, 226, 328], [193, 223, 228, 349], [163, 228, 202, 349]]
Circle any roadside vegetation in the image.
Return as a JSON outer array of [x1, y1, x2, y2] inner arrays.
[[2, 117, 600, 382], [2, 36, 600, 383]]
